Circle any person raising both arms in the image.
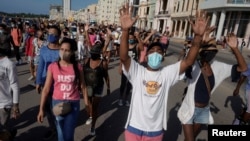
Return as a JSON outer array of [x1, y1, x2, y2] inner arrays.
[[119, 2, 210, 141]]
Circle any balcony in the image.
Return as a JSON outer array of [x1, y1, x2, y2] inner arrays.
[[156, 10, 170, 18]]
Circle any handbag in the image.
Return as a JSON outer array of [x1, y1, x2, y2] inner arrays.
[[52, 102, 72, 116]]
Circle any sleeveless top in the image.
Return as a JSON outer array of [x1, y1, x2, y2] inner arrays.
[[84, 59, 104, 88]]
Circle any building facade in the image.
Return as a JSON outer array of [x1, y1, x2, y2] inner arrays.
[[154, 0, 174, 34], [200, 0, 250, 48], [49, 5, 63, 20], [96, 0, 123, 25], [170, 0, 199, 39]]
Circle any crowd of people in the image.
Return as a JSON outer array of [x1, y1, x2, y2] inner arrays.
[[0, 3, 250, 141]]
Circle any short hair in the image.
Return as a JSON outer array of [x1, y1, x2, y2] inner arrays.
[[48, 25, 61, 36]]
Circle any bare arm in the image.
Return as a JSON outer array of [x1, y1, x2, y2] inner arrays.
[[84, 24, 91, 47], [37, 70, 53, 123], [233, 74, 246, 96], [134, 31, 144, 51], [226, 33, 247, 72], [142, 29, 156, 44], [180, 10, 210, 74], [119, 3, 138, 72]]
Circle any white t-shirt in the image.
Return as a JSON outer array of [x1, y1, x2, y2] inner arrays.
[[123, 59, 183, 131]]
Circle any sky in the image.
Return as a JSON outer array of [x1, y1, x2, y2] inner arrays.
[[0, 0, 98, 15]]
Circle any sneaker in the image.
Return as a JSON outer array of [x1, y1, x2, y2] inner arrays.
[[125, 101, 130, 107], [28, 76, 35, 81], [43, 129, 56, 140], [118, 99, 123, 106], [85, 117, 92, 125], [90, 127, 95, 136]]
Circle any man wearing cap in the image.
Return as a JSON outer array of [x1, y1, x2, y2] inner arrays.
[[119, 3, 211, 140], [177, 32, 247, 140]]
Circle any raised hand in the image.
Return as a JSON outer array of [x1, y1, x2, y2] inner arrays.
[[202, 26, 216, 44], [119, 2, 138, 30], [190, 10, 210, 37], [226, 33, 238, 49], [84, 23, 89, 32]]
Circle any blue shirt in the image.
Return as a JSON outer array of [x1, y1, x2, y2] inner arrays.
[[36, 45, 59, 85]]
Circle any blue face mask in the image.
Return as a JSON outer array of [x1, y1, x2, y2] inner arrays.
[[128, 39, 135, 44], [147, 52, 163, 69], [47, 34, 59, 43]]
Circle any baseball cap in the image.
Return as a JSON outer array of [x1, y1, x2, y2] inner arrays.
[[147, 42, 164, 53]]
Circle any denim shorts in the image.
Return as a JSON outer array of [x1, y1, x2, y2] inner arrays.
[[186, 106, 210, 124]]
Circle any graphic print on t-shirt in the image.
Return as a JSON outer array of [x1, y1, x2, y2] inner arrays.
[[143, 80, 162, 95], [57, 74, 75, 99]]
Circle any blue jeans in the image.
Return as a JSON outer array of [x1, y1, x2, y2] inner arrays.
[[52, 99, 80, 141]]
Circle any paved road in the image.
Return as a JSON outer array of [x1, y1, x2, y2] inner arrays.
[[9, 41, 250, 141]]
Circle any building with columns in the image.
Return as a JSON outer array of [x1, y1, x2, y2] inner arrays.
[[138, 1, 149, 30], [170, 0, 199, 39], [154, 0, 174, 34], [63, 0, 71, 19], [96, 0, 123, 25], [147, 0, 157, 30], [200, 0, 250, 48]]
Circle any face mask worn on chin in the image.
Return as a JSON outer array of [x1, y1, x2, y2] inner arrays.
[[147, 52, 163, 69], [47, 34, 59, 43], [59, 52, 71, 61], [90, 53, 100, 60], [200, 51, 217, 62]]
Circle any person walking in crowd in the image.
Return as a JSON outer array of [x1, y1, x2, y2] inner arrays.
[[37, 38, 86, 141], [233, 63, 250, 124], [119, 3, 209, 140], [177, 32, 247, 141], [25, 28, 36, 81], [36, 25, 61, 140], [118, 31, 142, 106], [0, 23, 13, 58], [178, 38, 192, 61], [10, 20, 23, 65], [160, 31, 169, 56], [33, 29, 46, 80], [83, 42, 110, 136], [76, 24, 87, 63], [240, 38, 246, 53], [0, 47, 20, 140]]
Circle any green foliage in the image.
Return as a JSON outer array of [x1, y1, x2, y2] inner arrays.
[[0, 11, 48, 18]]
